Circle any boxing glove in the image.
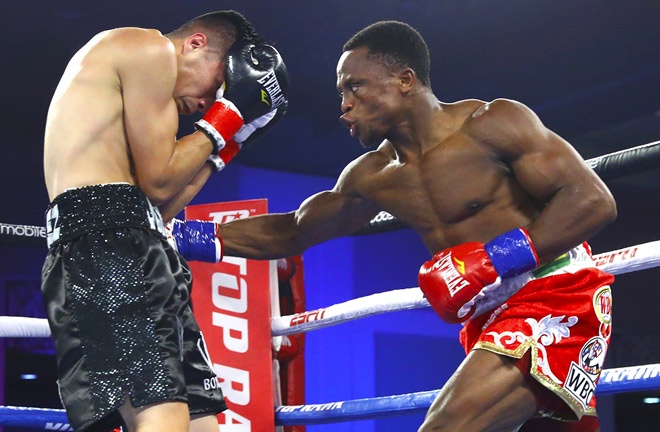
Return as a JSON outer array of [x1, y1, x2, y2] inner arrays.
[[275, 335, 300, 362], [276, 256, 296, 282], [418, 228, 539, 323], [207, 100, 288, 172], [166, 219, 223, 263], [196, 41, 290, 168]]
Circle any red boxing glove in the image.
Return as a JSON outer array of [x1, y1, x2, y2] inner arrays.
[[275, 335, 300, 362], [418, 228, 539, 323], [418, 243, 498, 323], [277, 257, 296, 282], [206, 107, 284, 172]]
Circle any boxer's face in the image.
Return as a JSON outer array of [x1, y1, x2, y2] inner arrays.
[[191, 58, 225, 115], [174, 34, 226, 115], [337, 47, 403, 148]]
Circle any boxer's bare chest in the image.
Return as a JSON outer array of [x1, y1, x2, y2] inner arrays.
[[362, 136, 519, 249]]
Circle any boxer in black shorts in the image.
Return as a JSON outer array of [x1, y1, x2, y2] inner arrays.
[[42, 184, 226, 431], [42, 9, 289, 431]]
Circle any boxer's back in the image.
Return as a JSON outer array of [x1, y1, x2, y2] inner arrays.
[[44, 28, 159, 200]]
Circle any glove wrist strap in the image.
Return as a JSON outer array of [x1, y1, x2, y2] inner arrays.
[[170, 219, 223, 263], [485, 228, 540, 278], [195, 100, 244, 154]]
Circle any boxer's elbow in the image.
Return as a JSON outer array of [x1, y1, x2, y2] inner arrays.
[[599, 185, 617, 223], [139, 188, 165, 206], [590, 186, 618, 230], [137, 179, 177, 207]]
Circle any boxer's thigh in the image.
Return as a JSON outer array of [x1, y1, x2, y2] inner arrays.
[[419, 349, 537, 432]]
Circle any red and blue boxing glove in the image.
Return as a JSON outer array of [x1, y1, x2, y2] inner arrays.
[[418, 228, 540, 324], [166, 219, 223, 263]]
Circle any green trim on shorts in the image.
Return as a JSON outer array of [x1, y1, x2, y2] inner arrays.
[[533, 253, 571, 278]]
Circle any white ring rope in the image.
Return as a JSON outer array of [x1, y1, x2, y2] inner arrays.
[[0, 316, 50, 338], [1, 240, 657, 339], [271, 240, 660, 336]]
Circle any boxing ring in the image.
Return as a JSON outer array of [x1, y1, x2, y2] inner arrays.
[[0, 140, 659, 430]]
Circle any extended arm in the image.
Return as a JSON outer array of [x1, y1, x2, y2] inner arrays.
[[166, 157, 380, 263], [218, 186, 379, 259], [214, 158, 379, 259]]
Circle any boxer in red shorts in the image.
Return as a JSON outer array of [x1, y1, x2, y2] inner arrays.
[[458, 243, 614, 430], [177, 21, 617, 431]]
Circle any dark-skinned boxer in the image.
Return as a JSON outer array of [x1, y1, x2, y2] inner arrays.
[[168, 21, 615, 432]]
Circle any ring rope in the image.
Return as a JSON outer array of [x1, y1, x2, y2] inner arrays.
[[271, 240, 660, 336], [274, 363, 660, 426], [0, 406, 69, 429], [1, 363, 658, 428], [1, 240, 658, 339], [0, 316, 51, 338]]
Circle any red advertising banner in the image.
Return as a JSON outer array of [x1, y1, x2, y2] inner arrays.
[[186, 200, 275, 431]]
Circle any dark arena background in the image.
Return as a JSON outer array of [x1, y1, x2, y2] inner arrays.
[[1, 1, 660, 431]]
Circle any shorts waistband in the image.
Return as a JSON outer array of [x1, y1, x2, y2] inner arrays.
[[45, 184, 166, 248], [533, 254, 571, 278], [533, 242, 594, 278], [468, 242, 595, 321]]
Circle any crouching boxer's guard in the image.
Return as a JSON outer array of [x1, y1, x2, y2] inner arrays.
[[170, 20, 616, 432], [41, 10, 289, 432]]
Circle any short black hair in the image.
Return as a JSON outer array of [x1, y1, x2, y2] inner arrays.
[[343, 21, 431, 87], [168, 10, 263, 54]]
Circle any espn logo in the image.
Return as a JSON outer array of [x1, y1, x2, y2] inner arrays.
[[210, 210, 251, 224], [290, 309, 327, 327]]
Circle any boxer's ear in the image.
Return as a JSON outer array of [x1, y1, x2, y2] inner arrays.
[[399, 68, 415, 95], [183, 32, 208, 54]]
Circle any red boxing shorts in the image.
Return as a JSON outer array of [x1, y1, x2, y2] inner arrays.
[[460, 244, 614, 421]]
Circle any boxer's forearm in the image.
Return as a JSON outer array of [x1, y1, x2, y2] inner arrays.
[[218, 212, 305, 260], [158, 163, 214, 222]]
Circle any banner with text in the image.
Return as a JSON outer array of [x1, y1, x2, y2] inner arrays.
[[186, 200, 274, 431]]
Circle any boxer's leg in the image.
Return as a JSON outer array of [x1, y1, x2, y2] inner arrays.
[[190, 414, 221, 432], [118, 400, 189, 432], [418, 349, 537, 432]]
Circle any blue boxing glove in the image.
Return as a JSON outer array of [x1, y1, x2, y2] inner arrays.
[[166, 219, 223, 263], [418, 228, 540, 323]]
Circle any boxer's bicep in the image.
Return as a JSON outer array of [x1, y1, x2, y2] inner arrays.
[[295, 189, 377, 247]]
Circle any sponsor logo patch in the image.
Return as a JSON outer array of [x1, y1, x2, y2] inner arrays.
[[290, 308, 327, 327], [563, 361, 596, 410], [430, 252, 470, 296], [580, 337, 607, 376], [593, 286, 612, 325]]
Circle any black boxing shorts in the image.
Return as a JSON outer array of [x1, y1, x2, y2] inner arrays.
[[41, 183, 226, 431]]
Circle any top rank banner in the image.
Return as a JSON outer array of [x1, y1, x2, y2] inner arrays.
[[186, 200, 275, 432]]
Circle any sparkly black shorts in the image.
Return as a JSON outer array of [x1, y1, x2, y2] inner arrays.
[[41, 184, 226, 431]]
